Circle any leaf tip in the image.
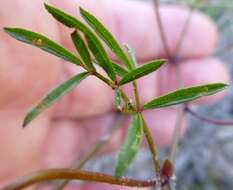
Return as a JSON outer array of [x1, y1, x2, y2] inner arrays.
[[44, 3, 55, 15], [3, 27, 12, 34], [43, 2, 50, 10], [223, 83, 229, 88], [79, 6, 89, 16], [160, 58, 168, 65], [22, 116, 30, 128]]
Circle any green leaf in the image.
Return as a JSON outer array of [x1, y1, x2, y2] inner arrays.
[[23, 72, 89, 127], [71, 31, 93, 69], [124, 44, 138, 69], [94, 60, 128, 77], [115, 89, 123, 110], [44, 3, 79, 28], [44, 3, 116, 81], [119, 59, 166, 85], [79, 7, 133, 70], [112, 61, 128, 77], [84, 35, 116, 80], [115, 114, 143, 178], [4, 27, 82, 66], [144, 83, 228, 110]]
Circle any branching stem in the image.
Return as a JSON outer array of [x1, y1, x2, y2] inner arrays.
[[126, 43, 160, 174]]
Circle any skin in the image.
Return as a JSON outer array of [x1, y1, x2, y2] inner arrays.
[[0, 0, 230, 189]]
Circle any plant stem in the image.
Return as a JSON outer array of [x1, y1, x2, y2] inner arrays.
[[126, 45, 160, 174], [93, 71, 117, 89], [1, 169, 158, 190], [124, 44, 141, 111], [53, 113, 126, 190], [141, 115, 161, 173], [133, 81, 141, 111], [132, 80, 160, 174]]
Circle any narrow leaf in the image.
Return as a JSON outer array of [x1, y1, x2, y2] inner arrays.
[[94, 60, 128, 77], [44, 3, 79, 28], [44, 3, 116, 81], [4, 27, 82, 66], [80, 7, 133, 70], [112, 62, 128, 77], [115, 89, 123, 110], [23, 72, 89, 127], [85, 35, 116, 80], [119, 59, 166, 86], [124, 44, 138, 69], [115, 114, 143, 178], [144, 83, 228, 110], [71, 31, 93, 69]]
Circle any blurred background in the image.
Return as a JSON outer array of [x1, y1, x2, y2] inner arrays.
[[1, 0, 232, 190], [83, 1, 233, 189]]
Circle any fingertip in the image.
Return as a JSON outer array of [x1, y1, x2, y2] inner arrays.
[[159, 5, 218, 58]]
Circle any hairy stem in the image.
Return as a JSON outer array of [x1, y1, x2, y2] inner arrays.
[[93, 71, 117, 89], [141, 115, 160, 173], [133, 81, 141, 111], [1, 169, 158, 190]]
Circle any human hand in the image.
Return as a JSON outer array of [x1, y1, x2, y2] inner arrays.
[[0, 0, 229, 189]]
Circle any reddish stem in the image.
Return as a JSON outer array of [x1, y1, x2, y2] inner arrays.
[[1, 169, 158, 190]]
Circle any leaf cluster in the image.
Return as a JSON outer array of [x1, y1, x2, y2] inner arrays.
[[4, 3, 228, 179]]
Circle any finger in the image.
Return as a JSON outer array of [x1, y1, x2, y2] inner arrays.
[[0, 0, 62, 184], [41, 113, 123, 168], [143, 108, 187, 147], [0, 0, 61, 108], [0, 109, 50, 182], [157, 58, 230, 104], [52, 0, 218, 61], [53, 66, 114, 119]]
